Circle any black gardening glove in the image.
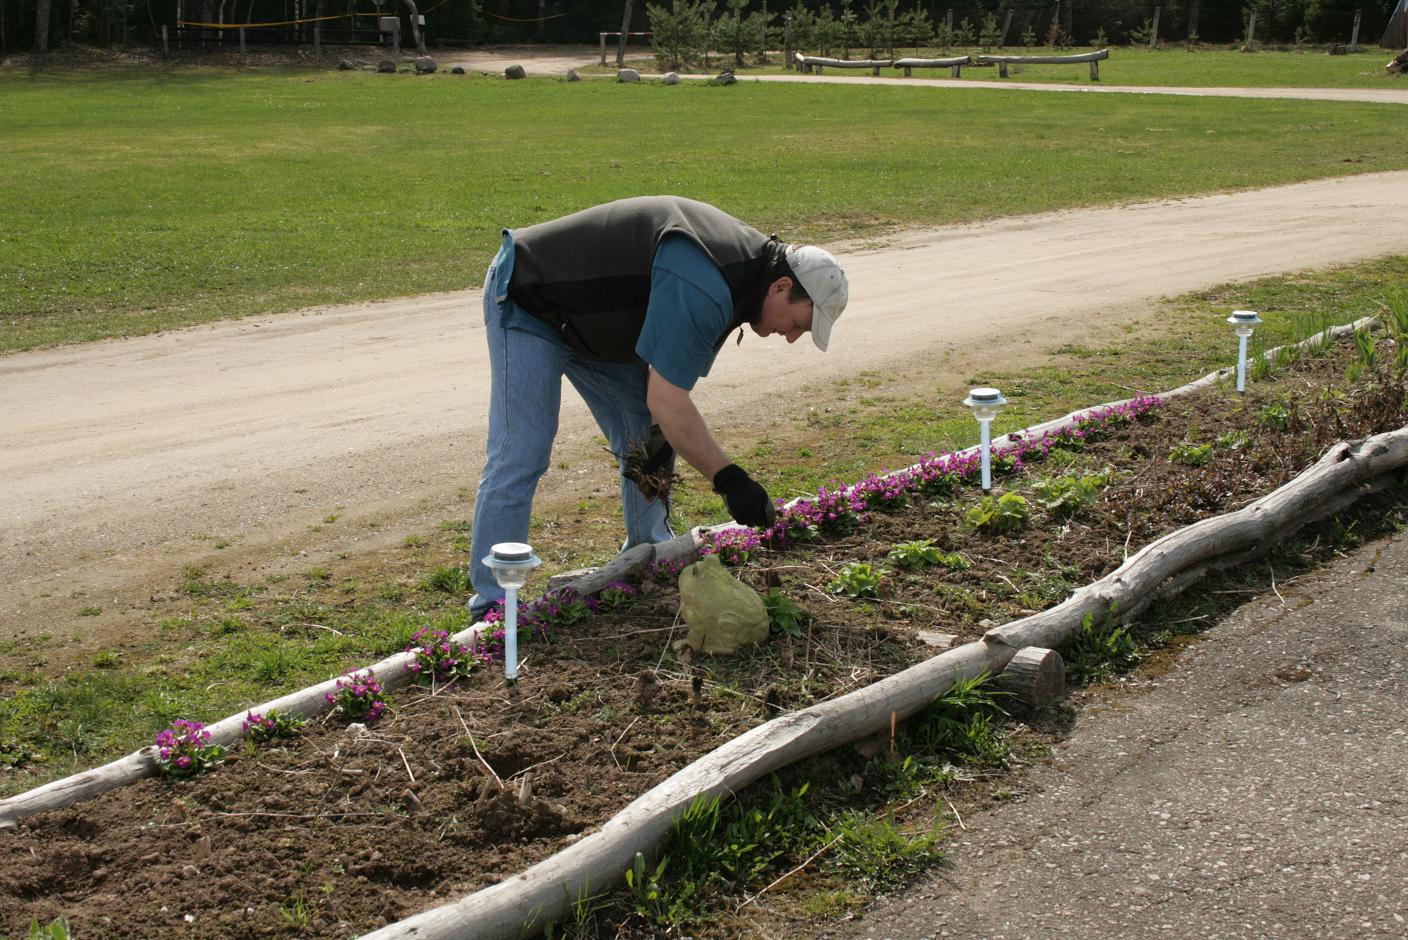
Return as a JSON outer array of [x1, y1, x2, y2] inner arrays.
[[712, 464, 777, 529]]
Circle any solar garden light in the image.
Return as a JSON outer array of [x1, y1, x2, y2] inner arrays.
[[1227, 310, 1262, 393], [963, 387, 1008, 491], [483, 542, 541, 682]]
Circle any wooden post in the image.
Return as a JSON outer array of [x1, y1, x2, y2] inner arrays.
[[994, 647, 1066, 708], [1349, 9, 1361, 53], [1245, 10, 1256, 46], [161, 23, 169, 58], [999, 60, 1008, 77], [1148, 6, 1160, 49], [616, 1, 633, 68], [784, 11, 793, 70], [1090, 56, 1099, 79], [239, 26, 245, 53], [599, 32, 607, 66], [1000, 9, 1013, 47]]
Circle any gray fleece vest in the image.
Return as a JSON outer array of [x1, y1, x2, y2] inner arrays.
[[506, 196, 778, 362]]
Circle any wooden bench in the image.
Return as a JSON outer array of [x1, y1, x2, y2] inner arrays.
[[794, 55, 893, 76], [977, 47, 1109, 80], [893, 55, 972, 78]]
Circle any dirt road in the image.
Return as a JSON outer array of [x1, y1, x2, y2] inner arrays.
[[5, 171, 1408, 649]]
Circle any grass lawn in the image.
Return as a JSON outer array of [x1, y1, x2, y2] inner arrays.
[[616, 46, 1406, 87], [2, 66, 1408, 352]]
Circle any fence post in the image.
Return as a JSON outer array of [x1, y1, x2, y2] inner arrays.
[[1148, 6, 1160, 49], [1349, 9, 1361, 52], [784, 12, 794, 70], [599, 32, 606, 66], [161, 24, 169, 58], [1245, 10, 1256, 46], [239, 27, 246, 53]]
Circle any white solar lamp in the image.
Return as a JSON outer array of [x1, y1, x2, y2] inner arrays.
[[482, 542, 541, 681], [1227, 310, 1262, 393], [963, 387, 1008, 491]]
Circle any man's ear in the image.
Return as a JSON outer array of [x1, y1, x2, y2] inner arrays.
[[770, 276, 793, 295]]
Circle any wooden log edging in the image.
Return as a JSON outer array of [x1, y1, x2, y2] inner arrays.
[[365, 419, 1408, 940], [0, 316, 1380, 829]]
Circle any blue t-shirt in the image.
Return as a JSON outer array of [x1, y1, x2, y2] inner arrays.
[[635, 235, 733, 391], [494, 233, 733, 390]]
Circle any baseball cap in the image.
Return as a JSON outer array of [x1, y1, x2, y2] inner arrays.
[[785, 245, 848, 352]]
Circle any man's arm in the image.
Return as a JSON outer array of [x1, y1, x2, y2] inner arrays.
[[646, 368, 776, 528], [646, 367, 729, 479]]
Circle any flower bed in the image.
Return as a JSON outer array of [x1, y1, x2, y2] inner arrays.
[[2, 329, 1405, 939]]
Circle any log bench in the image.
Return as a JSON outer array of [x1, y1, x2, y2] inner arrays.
[[977, 47, 1110, 80], [893, 55, 973, 77], [794, 54, 894, 76]]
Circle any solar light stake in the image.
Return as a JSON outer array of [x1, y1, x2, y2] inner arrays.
[[483, 542, 541, 681], [963, 387, 1008, 491], [1227, 310, 1262, 393]]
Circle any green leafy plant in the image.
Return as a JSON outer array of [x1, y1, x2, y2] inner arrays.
[[828, 562, 884, 598], [824, 811, 946, 890], [966, 493, 1030, 534], [1032, 473, 1104, 518], [1258, 403, 1291, 430], [887, 539, 943, 570], [910, 672, 1009, 767], [1063, 607, 1141, 684], [1215, 430, 1249, 450], [242, 708, 306, 744], [763, 588, 806, 637], [26, 918, 73, 940], [1167, 441, 1214, 466]]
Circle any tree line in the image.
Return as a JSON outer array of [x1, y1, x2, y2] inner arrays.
[[4, 0, 1398, 57]]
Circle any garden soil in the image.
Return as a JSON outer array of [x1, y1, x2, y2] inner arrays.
[[5, 171, 1408, 672], [2, 339, 1404, 938]]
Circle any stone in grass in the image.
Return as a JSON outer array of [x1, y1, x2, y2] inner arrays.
[[713, 69, 737, 85], [415, 56, 437, 74], [505, 64, 527, 80], [566, 68, 581, 82], [451, 66, 465, 75], [663, 71, 681, 85], [337, 59, 358, 71], [675, 554, 768, 655], [618, 68, 641, 83], [377, 60, 396, 74]]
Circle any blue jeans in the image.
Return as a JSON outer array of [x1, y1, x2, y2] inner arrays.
[[468, 244, 675, 617]]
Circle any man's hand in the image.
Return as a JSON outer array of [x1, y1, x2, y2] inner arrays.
[[712, 464, 777, 528]]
